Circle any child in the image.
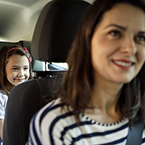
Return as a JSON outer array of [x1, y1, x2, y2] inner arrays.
[[27, 0, 145, 144], [0, 45, 33, 141]]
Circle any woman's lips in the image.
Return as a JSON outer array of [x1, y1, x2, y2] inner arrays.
[[112, 60, 135, 69]]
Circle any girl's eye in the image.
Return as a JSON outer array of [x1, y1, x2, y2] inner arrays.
[[24, 67, 29, 70], [135, 36, 145, 44], [12, 68, 18, 70], [109, 30, 121, 37]]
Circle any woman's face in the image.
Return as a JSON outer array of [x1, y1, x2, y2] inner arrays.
[[91, 3, 145, 84]]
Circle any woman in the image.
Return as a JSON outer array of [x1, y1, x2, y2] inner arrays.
[[27, 0, 145, 144]]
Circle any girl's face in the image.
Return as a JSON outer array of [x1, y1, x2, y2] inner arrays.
[[5, 54, 30, 87], [91, 3, 145, 85]]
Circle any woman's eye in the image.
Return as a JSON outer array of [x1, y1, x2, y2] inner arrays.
[[109, 31, 121, 37], [135, 36, 145, 44]]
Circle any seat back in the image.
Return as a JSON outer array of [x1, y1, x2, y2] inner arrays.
[[3, 0, 91, 144], [3, 77, 62, 145]]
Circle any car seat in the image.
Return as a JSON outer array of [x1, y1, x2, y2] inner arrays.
[[3, 0, 91, 145]]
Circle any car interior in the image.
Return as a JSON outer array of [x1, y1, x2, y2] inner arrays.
[[1, 0, 93, 144]]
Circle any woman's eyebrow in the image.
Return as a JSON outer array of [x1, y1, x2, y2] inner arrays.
[[106, 24, 145, 34], [106, 24, 127, 31]]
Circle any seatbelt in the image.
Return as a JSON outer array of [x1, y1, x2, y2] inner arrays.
[[126, 118, 144, 145]]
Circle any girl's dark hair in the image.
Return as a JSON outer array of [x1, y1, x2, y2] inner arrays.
[[0, 45, 33, 91], [59, 0, 145, 123]]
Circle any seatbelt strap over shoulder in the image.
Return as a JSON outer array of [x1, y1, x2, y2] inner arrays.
[[126, 118, 144, 145]]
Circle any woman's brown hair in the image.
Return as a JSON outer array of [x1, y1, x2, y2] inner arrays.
[[58, 0, 145, 124]]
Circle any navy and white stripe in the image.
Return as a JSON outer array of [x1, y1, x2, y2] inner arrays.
[[26, 99, 145, 145]]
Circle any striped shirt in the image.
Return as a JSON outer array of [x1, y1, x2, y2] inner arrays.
[[26, 99, 145, 145]]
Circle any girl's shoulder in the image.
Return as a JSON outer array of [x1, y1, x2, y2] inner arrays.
[[0, 89, 7, 96], [0, 90, 8, 101]]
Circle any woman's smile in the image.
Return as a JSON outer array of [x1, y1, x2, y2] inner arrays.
[[91, 3, 145, 84], [112, 59, 135, 70]]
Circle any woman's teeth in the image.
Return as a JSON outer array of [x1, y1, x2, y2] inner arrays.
[[113, 60, 132, 66]]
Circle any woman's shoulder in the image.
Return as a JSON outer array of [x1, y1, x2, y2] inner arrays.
[[28, 98, 75, 144], [31, 98, 76, 132], [35, 98, 73, 122]]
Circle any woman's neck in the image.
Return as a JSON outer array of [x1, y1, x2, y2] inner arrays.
[[91, 82, 122, 108], [86, 79, 123, 124]]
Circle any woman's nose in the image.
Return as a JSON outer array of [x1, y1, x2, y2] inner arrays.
[[121, 36, 137, 55]]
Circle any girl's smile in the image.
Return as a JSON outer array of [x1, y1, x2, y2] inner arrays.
[[13, 78, 25, 82], [5, 54, 30, 86]]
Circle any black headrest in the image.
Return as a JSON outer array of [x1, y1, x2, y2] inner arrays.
[[31, 0, 91, 62]]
